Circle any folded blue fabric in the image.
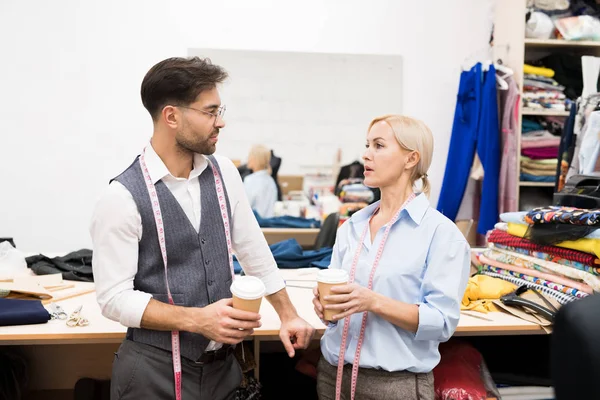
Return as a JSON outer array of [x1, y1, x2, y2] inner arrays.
[[0, 298, 50, 326], [519, 173, 555, 182], [522, 118, 544, 133], [253, 210, 321, 229], [234, 239, 332, 273]]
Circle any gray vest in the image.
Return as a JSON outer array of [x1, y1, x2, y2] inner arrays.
[[114, 155, 232, 361]]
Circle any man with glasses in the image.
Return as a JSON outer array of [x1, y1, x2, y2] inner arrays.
[[90, 57, 315, 399]]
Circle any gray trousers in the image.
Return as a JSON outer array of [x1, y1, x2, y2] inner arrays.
[[111, 340, 242, 400], [317, 357, 434, 400]]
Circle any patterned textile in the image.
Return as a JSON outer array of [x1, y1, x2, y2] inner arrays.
[[486, 247, 600, 292], [479, 254, 593, 294], [491, 243, 600, 275], [480, 271, 577, 305], [507, 222, 600, 258], [481, 265, 588, 299], [487, 229, 600, 268], [525, 206, 600, 226]]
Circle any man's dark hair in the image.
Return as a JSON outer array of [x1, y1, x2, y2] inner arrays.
[[141, 57, 228, 120]]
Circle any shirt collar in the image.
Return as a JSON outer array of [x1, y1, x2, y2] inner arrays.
[[143, 144, 208, 184], [350, 192, 430, 227]]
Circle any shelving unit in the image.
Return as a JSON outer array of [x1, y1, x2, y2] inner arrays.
[[522, 109, 570, 117], [518, 181, 555, 187], [524, 38, 600, 48], [494, 1, 600, 210]]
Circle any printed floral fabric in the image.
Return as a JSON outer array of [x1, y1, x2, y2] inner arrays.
[[525, 206, 600, 226]]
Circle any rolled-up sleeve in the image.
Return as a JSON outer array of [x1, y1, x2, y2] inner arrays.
[[90, 182, 152, 328], [415, 224, 470, 342]]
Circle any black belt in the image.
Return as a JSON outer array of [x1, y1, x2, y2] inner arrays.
[[194, 344, 234, 365]]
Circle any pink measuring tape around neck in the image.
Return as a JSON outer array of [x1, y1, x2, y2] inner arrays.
[[335, 193, 416, 400], [140, 146, 235, 400]]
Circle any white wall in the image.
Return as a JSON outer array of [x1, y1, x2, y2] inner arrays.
[[0, 0, 494, 252]]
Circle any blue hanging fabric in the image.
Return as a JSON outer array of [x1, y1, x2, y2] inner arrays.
[[437, 63, 500, 234]]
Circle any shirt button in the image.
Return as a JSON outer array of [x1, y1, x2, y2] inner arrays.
[[205, 260, 210, 265], [201, 238, 206, 245], [208, 280, 213, 286]]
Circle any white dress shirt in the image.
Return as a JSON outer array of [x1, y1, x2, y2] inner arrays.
[[90, 144, 285, 351], [243, 170, 278, 218]]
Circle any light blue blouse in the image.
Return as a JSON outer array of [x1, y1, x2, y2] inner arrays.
[[243, 170, 277, 218], [320, 193, 470, 373]]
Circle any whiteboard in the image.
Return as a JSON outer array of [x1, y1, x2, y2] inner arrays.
[[188, 48, 403, 174]]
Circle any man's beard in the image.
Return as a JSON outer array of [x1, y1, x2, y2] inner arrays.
[[176, 129, 219, 155]]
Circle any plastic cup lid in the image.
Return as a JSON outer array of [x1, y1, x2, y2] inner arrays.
[[230, 276, 266, 300], [316, 269, 349, 284]]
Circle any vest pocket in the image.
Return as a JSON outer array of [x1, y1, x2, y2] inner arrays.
[[151, 293, 186, 306]]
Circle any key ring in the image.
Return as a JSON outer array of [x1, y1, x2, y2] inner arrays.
[[48, 303, 68, 320]]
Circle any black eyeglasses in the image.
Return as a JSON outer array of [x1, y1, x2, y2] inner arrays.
[[177, 105, 226, 126]]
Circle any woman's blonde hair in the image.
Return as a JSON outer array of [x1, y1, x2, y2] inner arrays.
[[248, 144, 272, 171], [368, 115, 434, 197]]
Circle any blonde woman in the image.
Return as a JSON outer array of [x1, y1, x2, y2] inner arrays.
[[243, 144, 278, 218], [313, 115, 470, 400]]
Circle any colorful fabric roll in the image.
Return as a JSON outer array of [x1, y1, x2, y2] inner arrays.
[[525, 206, 600, 226], [487, 229, 600, 268]]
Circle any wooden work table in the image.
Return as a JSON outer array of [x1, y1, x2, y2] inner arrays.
[[261, 228, 321, 248], [0, 268, 547, 389]]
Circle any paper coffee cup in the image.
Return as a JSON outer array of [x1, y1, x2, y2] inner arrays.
[[316, 269, 349, 321], [230, 276, 266, 313]]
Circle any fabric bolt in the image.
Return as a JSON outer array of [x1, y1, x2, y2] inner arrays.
[[520, 160, 558, 171], [480, 271, 577, 305], [461, 274, 517, 313], [480, 264, 589, 299], [479, 254, 593, 294], [0, 298, 51, 326], [522, 119, 545, 133], [524, 64, 555, 78], [437, 63, 500, 234], [520, 166, 556, 177], [485, 248, 600, 292], [525, 206, 600, 226], [521, 147, 559, 159], [488, 228, 600, 265], [522, 130, 557, 140], [521, 156, 558, 165], [520, 138, 561, 149], [500, 212, 600, 240], [520, 173, 555, 182], [490, 242, 600, 276]]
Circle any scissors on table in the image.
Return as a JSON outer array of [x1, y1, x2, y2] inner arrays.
[[66, 305, 89, 327]]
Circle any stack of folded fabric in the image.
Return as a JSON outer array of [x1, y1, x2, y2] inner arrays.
[[520, 118, 560, 183], [479, 206, 600, 304], [522, 64, 569, 112]]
